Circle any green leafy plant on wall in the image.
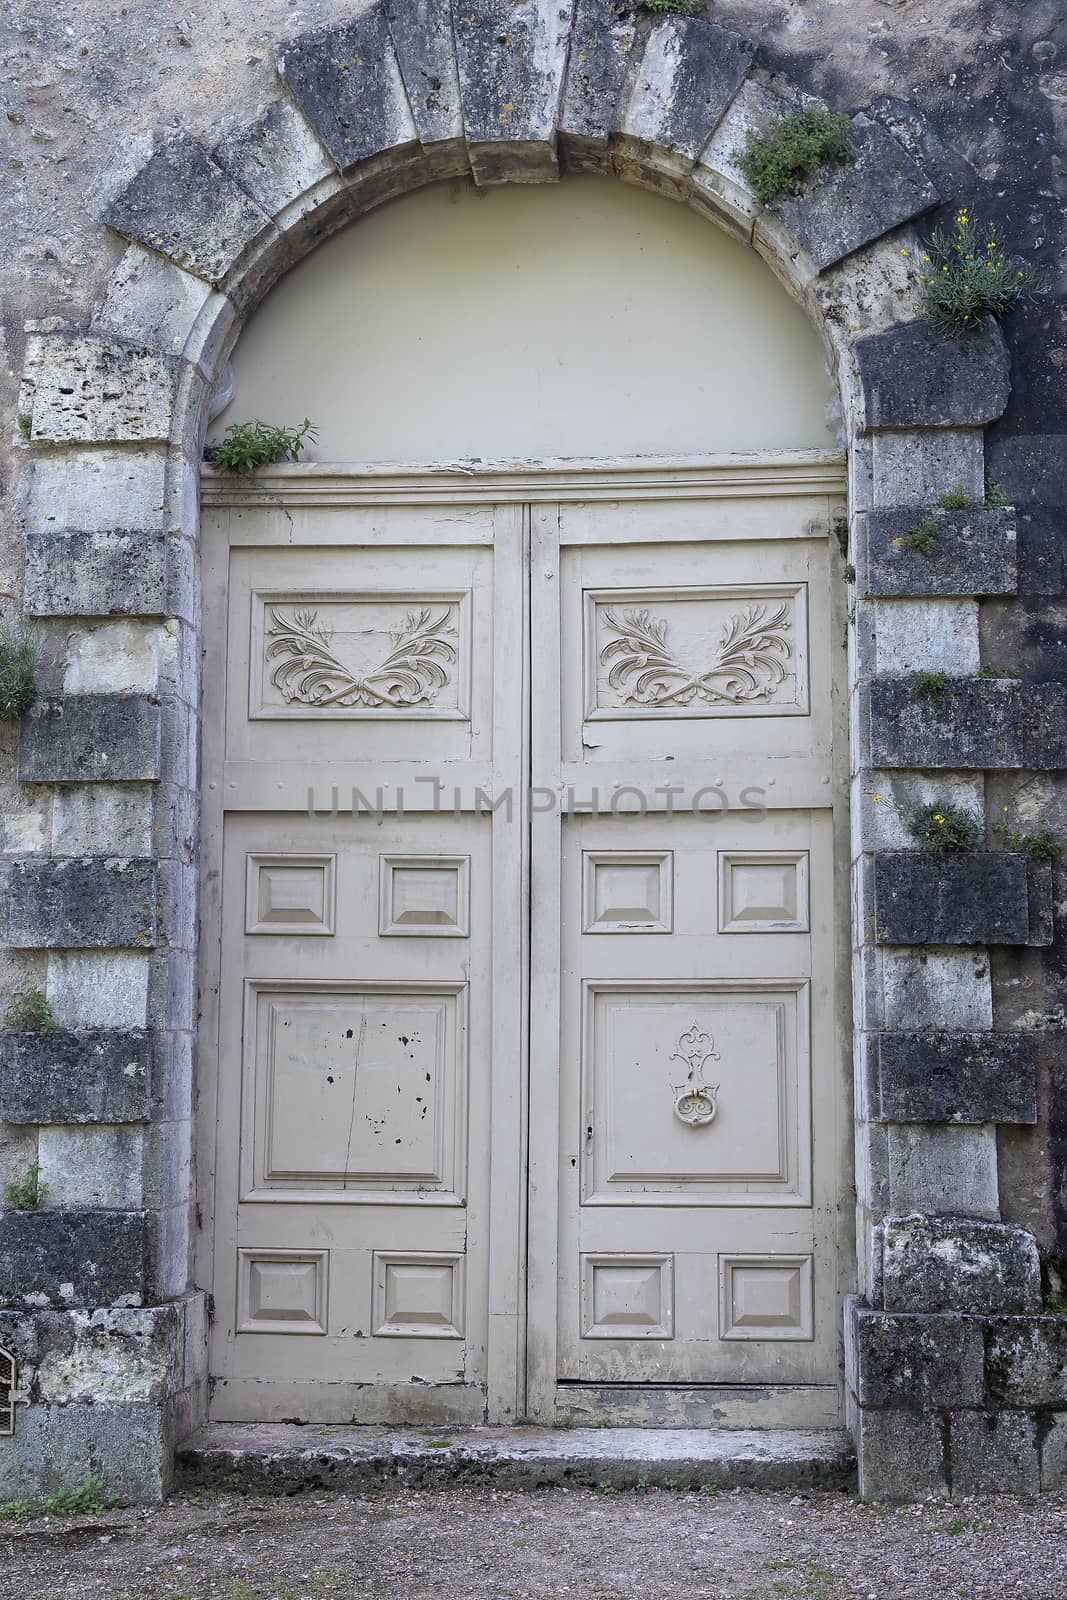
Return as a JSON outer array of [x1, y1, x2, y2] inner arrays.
[[3, 987, 56, 1033], [736, 111, 855, 206], [637, 0, 700, 13], [905, 802, 981, 855], [0, 618, 42, 722], [910, 670, 947, 700], [993, 823, 1061, 860], [916, 209, 1045, 332], [206, 418, 319, 475], [893, 516, 939, 555], [4, 1160, 48, 1212]]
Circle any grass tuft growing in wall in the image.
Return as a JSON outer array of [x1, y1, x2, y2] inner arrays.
[[905, 802, 981, 855], [0, 618, 42, 722], [736, 110, 854, 206], [3, 987, 56, 1033]]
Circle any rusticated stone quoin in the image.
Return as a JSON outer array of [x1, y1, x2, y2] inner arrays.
[[616, 16, 754, 165], [872, 1030, 1037, 1125], [17, 334, 179, 446], [0, 1030, 153, 1124], [101, 134, 272, 286], [862, 507, 1017, 598], [0, 1211, 148, 1308], [848, 1304, 984, 1408], [770, 113, 938, 274], [873, 851, 1053, 947], [855, 320, 1011, 431], [19, 694, 162, 783], [866, 677, 1067, 769], [0, 858, 159, 950], [881, 1216, 1043, 1314], [277, 13, 418, 177], [984, 1317, 1067, 1406], [24, 529, 193, 620]]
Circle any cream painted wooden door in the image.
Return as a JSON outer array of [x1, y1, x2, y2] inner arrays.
[[199, 458, 848, 1427], [527, 483, 849, 1429]]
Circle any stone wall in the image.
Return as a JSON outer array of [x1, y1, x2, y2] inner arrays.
[[0, 0, 1065, 1501]]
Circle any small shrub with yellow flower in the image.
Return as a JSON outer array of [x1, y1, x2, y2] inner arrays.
[[915, 209, 1044, 333], [906, 802, 981, 855]]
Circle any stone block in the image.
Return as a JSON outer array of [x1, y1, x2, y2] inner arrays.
[[768, 113, 938, 274], [881, 1215, 1042, 1314], [887, 1125, 999, 1218], [1041, 1411, 1067, 1489], [872, 428, 986, 508], [854, 1406, 949, 1501], [870, 598, 979, 676], [102, 134, 272, 287], [881, 949, 993, 1031], [863, 508, 1017, 598], [213, 97, 333, 217], [19, 694, 162, 783], [987, 433, 1067, 507], [276, 14, 418, 177], [873, 850, 1051, 947], [38, 1126, 145, 1210], [17, 334, 178, 446], [0, 1210, 148, 1308], [47, 953, 151, 1031], [0, 1028, 152, 1124], [452, 0, 573, 182], [866, 677, 1067, 770], [616, 17, 754, 166], [0, 1303, 186, 1403], [24, 529, 193, 621], [384, 0, 463, 149], [873, 1030, 1037, 1124], [984, 1317, 1067, 1406], [848, 1302, 984, 1408], [856, 320, 1010, 431], [0, 859, 159, 950], [559, 0, 637, 167], [949, 1409, 1040, 1496], [0, 1398, 173, 1502]]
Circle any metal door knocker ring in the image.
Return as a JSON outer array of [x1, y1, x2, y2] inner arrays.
[[670, 1023, 720, 1128]]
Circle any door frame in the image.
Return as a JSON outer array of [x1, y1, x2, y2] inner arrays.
[[196, 450, 851, 1425]]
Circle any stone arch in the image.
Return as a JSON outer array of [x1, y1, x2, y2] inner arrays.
[[5, 2, 1057, 1504]]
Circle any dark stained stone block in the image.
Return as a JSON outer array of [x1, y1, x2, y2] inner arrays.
[[24, 530, 192, 621], [949, 1410, 1041, 1496], [0, 1211, 148, 1308], [616, 17, 754, 165], [987, 433, 1067, 507], [277, 14, 417, 176], [101, 135, 271, 287], [855, 319, 1010, 431], [873, 851, 1051, 948], [385, 0, 463, 148], [770, 114, 938, 274], [881, 1215, 1042, 1314], [0, 859, 159, 950], [873, 1030, 1037, 1125], [848, 1303, 984, 1408], [559, 0, 637, 166], [863, 507, 1017, 598], [19, 694, 163, 783], [0, 1030, 152, 1124], [985, 1317, 1067, 1406], [865, 677, 1067, 770]]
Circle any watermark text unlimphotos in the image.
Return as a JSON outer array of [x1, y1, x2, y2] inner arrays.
[[306, 779, 768, 820]]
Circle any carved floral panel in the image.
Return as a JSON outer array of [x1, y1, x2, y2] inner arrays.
[[250, 590, 471, 720], [584, 585, 808, 719]]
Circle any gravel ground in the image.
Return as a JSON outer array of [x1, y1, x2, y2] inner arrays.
[[0, 1485, 1063, 1600]]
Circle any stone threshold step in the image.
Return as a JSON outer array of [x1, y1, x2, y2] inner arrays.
[[177, 1424, 856, 1495]]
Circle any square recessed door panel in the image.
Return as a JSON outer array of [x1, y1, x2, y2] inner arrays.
[[245, 854, 336, 935], [582, 851, 673, 933], [245, 982, 466, 1200], [718, 851, 809, 933], [719, 1254, 814, 1340], [237, 1248, 328, 1334], [373, 1253, 465, 1338], [583, 983, 810, 1204], [379, 855, 470, 937], [581, 1254, 674, 1339]]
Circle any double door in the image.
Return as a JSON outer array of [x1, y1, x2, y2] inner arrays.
[[199, 463, 848, 1426]]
